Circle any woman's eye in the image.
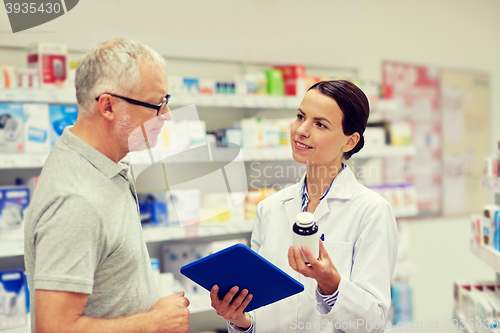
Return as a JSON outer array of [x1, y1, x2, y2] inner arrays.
[[297, 114, 304, 120], [317, 122, 326, 128]]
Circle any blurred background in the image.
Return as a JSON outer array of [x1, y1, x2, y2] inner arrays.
[[0, 0, 499, 332]]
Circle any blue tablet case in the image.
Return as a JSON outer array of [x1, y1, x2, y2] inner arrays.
[[180, 243, 304, 312]]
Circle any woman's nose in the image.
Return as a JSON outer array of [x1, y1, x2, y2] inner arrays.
[[296, 122, 310, 137]]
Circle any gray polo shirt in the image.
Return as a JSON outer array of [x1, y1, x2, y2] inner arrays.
[[24, 127, 159, 331]]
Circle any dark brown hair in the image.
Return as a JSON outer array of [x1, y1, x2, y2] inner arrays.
[[308, 80, 370, 159]]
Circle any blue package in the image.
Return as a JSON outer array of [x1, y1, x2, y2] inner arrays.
[[0, 270, 27, 329], [27, 127, 47, 143], [0, 186, 30, 229], [138, 194, 168, 225], [49, 104, 78, 147]]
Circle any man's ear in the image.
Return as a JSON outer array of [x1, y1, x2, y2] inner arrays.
[[342, 132, 360, 153], [95, 94, 116, 122]]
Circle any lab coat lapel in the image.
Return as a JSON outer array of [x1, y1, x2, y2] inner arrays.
[[313, 199, 330, 224], [282, 174, 305, 228]]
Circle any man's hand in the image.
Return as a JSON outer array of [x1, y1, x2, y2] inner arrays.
[[210, 285, 252, 329], [148, 291, 190, 333], [288, 239, 341, 295]]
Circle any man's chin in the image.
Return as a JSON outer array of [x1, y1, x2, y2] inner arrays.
[[128, 139, 158, 152]]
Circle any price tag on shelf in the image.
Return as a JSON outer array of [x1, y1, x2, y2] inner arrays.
[[269, 96, 284, 109], [24, 90, 37, 102], [2, 90, 18, 101], [197, 94, 215, 107], [47, 90, 61, 103], [243, 95, 257, 108], [184, 224, 199, 238], [228, 95, 242, 107]]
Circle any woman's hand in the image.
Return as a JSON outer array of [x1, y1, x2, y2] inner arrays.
[[288, 239, 341, 295], [210, 285, 253, 329]]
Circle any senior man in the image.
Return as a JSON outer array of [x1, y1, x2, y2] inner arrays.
[[24, 38, 189, 333]]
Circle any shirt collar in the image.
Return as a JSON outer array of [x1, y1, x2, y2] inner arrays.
[[59, 126, 126, 179], [301, 163, 346, 211]]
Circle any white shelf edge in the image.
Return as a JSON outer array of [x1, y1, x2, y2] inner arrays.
[[469, 238, 500, 274], [0, 221, 253, 258], [0, 241, 24, 258], [142, 220, 253, 243], [0, 327, 30, 333]]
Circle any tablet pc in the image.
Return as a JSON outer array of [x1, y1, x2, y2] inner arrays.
[[180, 243, 304, 312]]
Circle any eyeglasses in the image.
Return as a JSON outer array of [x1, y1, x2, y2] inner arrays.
[[95, 93, 171, 116]]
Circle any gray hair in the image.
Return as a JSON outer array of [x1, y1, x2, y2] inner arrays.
[[75, 38, 166, 116]]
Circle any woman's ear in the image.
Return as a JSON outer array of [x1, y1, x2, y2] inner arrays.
[[342, 132, 360, 153]]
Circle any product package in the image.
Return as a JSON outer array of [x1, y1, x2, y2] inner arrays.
[[49, 104, 78, 147], [364, 127, 387, 148], [265, 69, 284, 96], [0, 64, 16, 89], [23, 103, 51, 153], [391, 283, 413, 324], [0, 270, 27, 330], [274, 65, 306, 96], [0, 103, 24, 153], [138, 193, 168, 226], [0, 186, 30, 237], [27, 43, 68, 88]]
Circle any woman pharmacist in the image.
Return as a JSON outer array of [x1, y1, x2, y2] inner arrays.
[[210, 80, 398, 333]]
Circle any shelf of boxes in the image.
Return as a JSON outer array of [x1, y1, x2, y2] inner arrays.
[[0, 88, 303, 109], [0, 220, 253, 258], [469, 238, 500, 274]]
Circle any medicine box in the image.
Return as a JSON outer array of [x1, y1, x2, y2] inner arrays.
[[0, 270, 27, 330], [0, 186, 30, 233], [23, 103, 50, 153], [27, 43, 68, 88], [49, 104, 78, 147], [0, 103, 24, 153], [274, 65, 306, 96]]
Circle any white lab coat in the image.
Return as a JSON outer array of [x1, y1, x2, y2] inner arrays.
[[239, 165, 398, 333]]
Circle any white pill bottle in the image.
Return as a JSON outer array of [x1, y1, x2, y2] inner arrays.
[[292, 212, 319, 264]]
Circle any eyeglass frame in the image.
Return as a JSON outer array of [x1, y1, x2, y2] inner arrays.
[[95, 93, 171, 116]]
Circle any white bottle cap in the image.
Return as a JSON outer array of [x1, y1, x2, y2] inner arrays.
[[296, 212, 315, 227]]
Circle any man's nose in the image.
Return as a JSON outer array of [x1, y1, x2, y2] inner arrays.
[[159, 106, 172, 121]]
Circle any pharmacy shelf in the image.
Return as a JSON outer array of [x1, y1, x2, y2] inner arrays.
[[0, 220, 253, 258], [0, 88, 303, 109], [0, 239, 24, 258], [0, 88, 77, 104], [0, 153, 49, 169], [0, 327, 29, 333], [469, 239, 500, 274], [0, 145, 417, 169], [142, 220, 253, 243], [482, 176, 500, 193]]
